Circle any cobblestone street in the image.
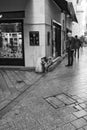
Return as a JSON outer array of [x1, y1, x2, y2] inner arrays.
[[1, 47, 87, 129]]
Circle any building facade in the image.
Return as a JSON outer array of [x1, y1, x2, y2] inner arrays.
[[69, 0, 86, 37], [0, 0, 76, 68]]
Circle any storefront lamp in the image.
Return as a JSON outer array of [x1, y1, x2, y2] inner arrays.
[[0, 15, 2, 18]]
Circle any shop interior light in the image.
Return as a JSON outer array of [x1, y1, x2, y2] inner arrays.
[[0, 15, 2, 18]]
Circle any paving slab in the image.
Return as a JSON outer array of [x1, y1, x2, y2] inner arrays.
[[71, 118, 87, 129], [73, 110, 87, 118], [45, 96, 65, 109], [56, 93, 76, 105]]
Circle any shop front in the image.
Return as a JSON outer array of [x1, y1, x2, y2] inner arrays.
[[0, 12, 24, 66], [0, 0, 75, 67]]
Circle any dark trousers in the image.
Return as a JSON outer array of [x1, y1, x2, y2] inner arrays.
[[67, 49, 74, 65], [75, 48, 79, 58]]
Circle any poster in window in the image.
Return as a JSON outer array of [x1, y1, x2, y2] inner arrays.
[[29, 31, 39, 46]]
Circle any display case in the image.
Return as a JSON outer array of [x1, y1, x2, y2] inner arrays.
[[0, 20, 24, 66], [0, 21, 23, 59]]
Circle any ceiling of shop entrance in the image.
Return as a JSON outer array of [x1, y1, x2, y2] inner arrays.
[[0, 0, 28, 11]]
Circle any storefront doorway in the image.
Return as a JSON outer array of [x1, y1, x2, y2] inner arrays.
[[0, 20, 24, 66], [52, 22, 61, 58]]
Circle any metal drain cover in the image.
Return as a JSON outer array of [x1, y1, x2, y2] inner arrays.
[[45, 93, 76, 109]]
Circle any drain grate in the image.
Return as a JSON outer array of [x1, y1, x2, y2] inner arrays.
[[45, 93, 76, 109]]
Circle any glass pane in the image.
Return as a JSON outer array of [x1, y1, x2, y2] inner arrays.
[[0, 22, 23, 58]]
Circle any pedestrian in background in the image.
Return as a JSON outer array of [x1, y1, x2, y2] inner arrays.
[[65, 32, 75, 67], [74, 35, 81, 59], [80, 36, 84, 49]]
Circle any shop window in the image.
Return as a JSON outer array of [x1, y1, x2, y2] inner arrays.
[[29, 31, 39, 46], [0, 21, 23, 59]]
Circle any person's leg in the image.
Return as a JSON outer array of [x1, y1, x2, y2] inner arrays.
[[78, 48, 79, 58], [70, 50, 74, 66], [74, 48, 76, 57], [68, 49, 71, 65], [65, 49, 71, 66]]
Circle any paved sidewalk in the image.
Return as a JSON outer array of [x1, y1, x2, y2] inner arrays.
[[0, 69, 42, 111], [0, 47, 87, 130]]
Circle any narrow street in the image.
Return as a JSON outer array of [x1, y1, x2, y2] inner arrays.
[[1, 46, 87, 129]]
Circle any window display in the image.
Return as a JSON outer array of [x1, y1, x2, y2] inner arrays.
[[0, 21, 23, 58]]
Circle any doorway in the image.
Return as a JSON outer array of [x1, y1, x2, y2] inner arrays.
[[52, 22, 61, 58]]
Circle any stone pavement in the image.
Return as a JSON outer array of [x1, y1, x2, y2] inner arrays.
[[1, 47, 87, 129], [0, 69, 43, 112]]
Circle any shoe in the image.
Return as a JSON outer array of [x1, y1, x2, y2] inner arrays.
[[70, 63, 73, 66], [65, 64, 70, 67], [69, 64, 73, 66]]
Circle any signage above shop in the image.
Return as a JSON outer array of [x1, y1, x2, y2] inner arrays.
[[0, 11, 25, 19]]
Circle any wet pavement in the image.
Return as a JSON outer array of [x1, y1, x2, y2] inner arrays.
[[0, 47, 87, 129]]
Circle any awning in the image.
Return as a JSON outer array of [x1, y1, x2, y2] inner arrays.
[[53, 0, 78, 23], [67, 2, 78, 23], [53, 0, 70, 14]]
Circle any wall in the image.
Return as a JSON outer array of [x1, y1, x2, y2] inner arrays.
[[61, 13, 66, 55], [24, 0, 46, 67], [67, 0, 86, 37], [0, 0, 62, 67], [72, 12, 85, 36], [45, 0, 61, 57], [72, 0, 86, 37]]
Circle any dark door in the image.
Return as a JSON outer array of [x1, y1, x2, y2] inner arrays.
[[55, 24, 61, 57], [56, 25, 61, 56]]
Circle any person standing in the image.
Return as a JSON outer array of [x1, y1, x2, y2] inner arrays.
[[74, 35, 81, 58], [65, 32, 75, 67]]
